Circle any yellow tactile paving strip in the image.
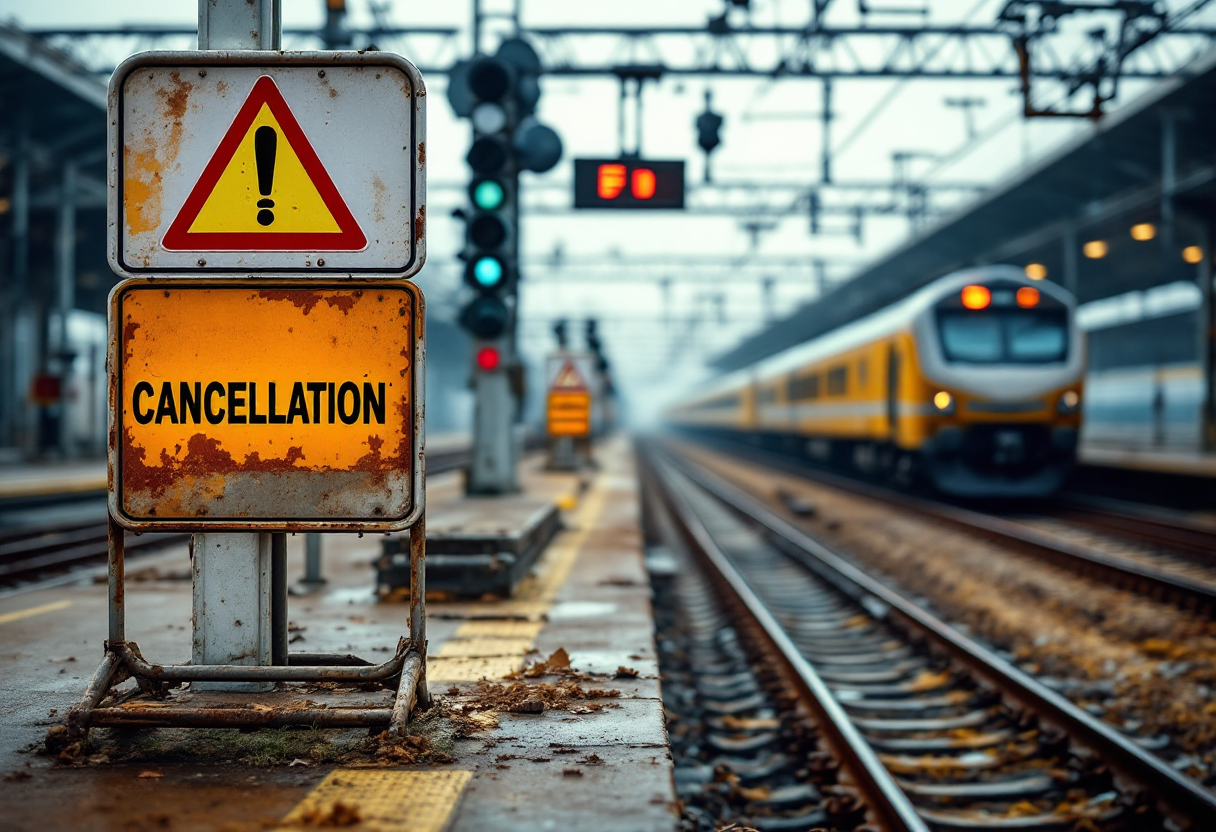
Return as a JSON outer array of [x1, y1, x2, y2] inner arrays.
[[0, 600, 72, 625], [277, 769, 472, 832], [426, 483, 610, 683], [280, 471, 613, 824]]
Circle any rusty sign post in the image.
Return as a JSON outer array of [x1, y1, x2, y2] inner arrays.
[[54, 0, 431, 745]]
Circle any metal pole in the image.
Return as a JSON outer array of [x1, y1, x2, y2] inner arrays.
[[4, 108, 30, 449], [301, 534, 326, 587], [1201, 223, 1215, 452], [821, 78, 833, 184], [192, 0, 282, 691], [634, 78, 644, 157], [618, 77, 627, 156], [108, 516, 125, 644], [271, 533, 288, 665], [56, 160, 78, 459], [409, 513, 430, 709]]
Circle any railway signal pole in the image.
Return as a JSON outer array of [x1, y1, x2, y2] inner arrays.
[[451, 37, 561, 494]]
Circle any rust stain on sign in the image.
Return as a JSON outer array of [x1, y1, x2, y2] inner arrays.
[[123, 71, 194, 237], [112, 280, 422, 530]]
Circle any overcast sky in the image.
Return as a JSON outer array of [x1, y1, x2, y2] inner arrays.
[[4, 0, 1212, 422]]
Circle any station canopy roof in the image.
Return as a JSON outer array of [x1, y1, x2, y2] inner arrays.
[[713, 47, 1216, 372], [0, 23, 106, 147]]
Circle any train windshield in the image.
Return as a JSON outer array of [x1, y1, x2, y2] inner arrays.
[[937, 309, 1068, 364]]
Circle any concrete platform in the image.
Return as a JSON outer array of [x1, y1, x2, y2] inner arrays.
[[0, 436, 676, 832], [1079, 442, 1216, 478]]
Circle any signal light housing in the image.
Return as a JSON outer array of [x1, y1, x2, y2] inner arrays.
[[468, 213, 508, 249], [467, 136, 508, 174], [459, 296, 510, 340], [467, 57, 513, 101], [932, 391, 956, 414]]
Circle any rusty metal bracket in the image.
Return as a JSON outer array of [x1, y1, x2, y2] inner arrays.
[[54, 512, 428, 744]]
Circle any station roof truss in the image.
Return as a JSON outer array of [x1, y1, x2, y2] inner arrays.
[[28, 2, 1216, 118], [713, 44, 1216, 372], [0, 23, 110, 308]]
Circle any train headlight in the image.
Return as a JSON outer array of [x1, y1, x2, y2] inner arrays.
[[1058, 390, 1081, 413], [932, 391, 955, 414]]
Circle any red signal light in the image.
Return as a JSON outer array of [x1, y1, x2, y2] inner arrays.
[[631, 168, 656, 199], [596, 164, 626, 199], [476, 346, 500, 371], [1016, 286, 1040, 308], [961, 285, 991, 310]]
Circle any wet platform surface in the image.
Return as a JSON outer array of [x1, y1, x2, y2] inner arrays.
[[0, 436, 676, 831]]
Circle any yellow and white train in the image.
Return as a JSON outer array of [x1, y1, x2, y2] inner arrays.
[[667, 266, 1085, 497]]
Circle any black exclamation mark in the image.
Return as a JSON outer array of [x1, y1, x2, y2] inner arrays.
[[255, 126, 276, 226]]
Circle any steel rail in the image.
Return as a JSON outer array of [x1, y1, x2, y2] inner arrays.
[[656, 442, 1216, 828], [642, 456, 928, 832], [1051, 495, 1216, 565], [693, 437, 1216, 614]]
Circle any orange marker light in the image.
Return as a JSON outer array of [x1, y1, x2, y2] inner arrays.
[[631, 168, 657, 199], [961, 285, 991, 310], [596, 164, 626, 199], [1016, 286, 1040, 308]]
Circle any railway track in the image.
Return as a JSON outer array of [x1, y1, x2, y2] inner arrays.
[[691, 436, 1216, 615], [0, 448, 475, 587], [1048, 495, 1216, 565], [644, 442, 1216, 831]]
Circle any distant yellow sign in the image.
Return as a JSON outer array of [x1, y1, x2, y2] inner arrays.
[[548, 392, 591, 437], [111, 279, 422, 531]]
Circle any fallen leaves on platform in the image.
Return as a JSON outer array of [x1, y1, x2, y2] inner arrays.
[[459, 677, 621, 716], [369, 732, 453, 766]]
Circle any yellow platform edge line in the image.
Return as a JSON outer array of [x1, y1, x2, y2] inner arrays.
[[278, 769, 472, 832], [0, 599, 72, 625]]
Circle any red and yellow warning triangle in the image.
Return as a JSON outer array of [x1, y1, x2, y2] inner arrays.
[[162, 76, 366, 252], [551, 359, 589, 391]]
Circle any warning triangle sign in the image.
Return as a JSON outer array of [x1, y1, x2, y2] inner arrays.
[[162, 76, 366, 252], [551, 360, 588, 391]]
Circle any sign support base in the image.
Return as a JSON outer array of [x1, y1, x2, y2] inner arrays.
[[50, 515, 428, 746]]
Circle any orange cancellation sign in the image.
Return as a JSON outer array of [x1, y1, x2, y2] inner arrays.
[[548, 392, 591, 438], [110, 279, 423, 531]]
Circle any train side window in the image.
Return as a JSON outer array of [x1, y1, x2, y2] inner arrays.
[[758, 387, 776, 404], [827, 366, 847, 395], [787, 374, 820, 401]]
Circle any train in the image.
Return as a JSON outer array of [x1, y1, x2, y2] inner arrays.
[[666, 266, 1085, 497]]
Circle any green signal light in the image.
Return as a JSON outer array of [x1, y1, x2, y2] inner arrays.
[[473, 256, 504, 287], [472, 179, 505, 211]]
